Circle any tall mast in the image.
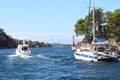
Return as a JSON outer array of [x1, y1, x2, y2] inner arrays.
[[93, 0, 95, 39]]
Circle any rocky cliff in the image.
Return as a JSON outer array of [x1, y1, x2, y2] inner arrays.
[[0, 28, 16, 48]]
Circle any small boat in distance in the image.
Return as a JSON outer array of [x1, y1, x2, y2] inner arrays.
[[16, 40, 31, 56]]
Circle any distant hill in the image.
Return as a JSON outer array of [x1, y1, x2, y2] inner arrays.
[[51, 43, 71, 47], [15, 40, 52, 48], [0, 28, 16, 48]]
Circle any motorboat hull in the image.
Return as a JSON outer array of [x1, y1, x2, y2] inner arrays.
[[16, 50, 31, 56]]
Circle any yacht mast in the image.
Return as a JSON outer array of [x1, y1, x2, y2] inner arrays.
[[93, 0, 95, 40]]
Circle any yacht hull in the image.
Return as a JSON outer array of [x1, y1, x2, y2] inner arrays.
[[74, 52, 97, 62]]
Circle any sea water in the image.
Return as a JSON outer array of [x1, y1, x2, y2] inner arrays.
[[0, 47, 120, 80]]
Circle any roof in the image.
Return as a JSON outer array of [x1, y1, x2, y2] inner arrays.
[[92, 38, 107, 44]]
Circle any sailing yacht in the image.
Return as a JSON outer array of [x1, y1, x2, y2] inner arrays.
[[74, 0, 98, 62], [74, 0, 119, 62]]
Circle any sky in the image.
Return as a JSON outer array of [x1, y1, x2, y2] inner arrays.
[[0, 0, 120, 44]]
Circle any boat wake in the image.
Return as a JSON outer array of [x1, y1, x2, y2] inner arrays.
[[7, 54, 63, 61], [7, 54, 33, 60], [36, 54, 60, 61], [36, 54, 50, 60], [7, 54, 51, 60], [8, 54, 18, 58]]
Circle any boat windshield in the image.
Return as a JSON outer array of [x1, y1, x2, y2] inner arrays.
[[22, 47, 28, 51]]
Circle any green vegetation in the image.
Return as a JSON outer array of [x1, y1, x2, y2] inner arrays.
[[51, 43, 71, 47], [74, 8, 120, 43], [15, 39, 52, 48], [0, 28, 16, 48], [29, 41, 52, 47]]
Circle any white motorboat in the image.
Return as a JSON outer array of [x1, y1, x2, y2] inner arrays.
[[16, 40, 31, 56]]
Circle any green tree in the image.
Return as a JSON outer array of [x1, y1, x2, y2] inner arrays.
[[74, 18, 85, 36], [74, 8, 104, 43], [104, 11, 112, 23], [108, 9, 120, 42]]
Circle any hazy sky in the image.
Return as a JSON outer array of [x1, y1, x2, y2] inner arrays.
[[0, 0, 120, 44]]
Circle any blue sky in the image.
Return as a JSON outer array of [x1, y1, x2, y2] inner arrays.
[[0, 0, 120, 44]]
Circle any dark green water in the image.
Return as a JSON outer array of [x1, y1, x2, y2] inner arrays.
[[0, 47, 120, 80]]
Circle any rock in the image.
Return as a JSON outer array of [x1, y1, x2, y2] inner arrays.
[[0, 28, 17, 48]]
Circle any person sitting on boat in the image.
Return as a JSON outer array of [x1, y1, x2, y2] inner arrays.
[[76, 48, 82, 52], [76, 41, 82, 52]]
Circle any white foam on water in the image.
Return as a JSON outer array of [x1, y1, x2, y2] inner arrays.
[[36, 54, 50, 60], [35, 54, 60, 62], [7, 54, 33, 60], [7, 54, 19, 61], [67, 57, 71, 59], [7, 54, 19, 58], [19, 55, 33, 59]]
